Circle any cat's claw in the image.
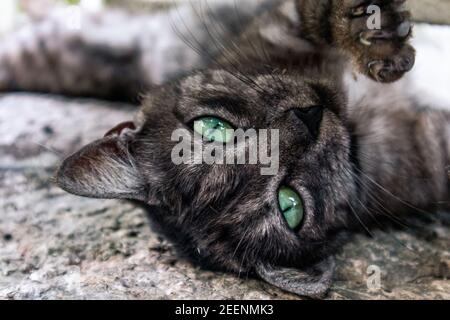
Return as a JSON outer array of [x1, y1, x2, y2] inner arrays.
[[359, 20, 412, 46], [367, 44, 415, 82]]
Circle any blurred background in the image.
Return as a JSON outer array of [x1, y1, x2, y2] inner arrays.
[[0, 0, 175, 36], [0, 0, 449, 300], [1, 0, 450, 36]]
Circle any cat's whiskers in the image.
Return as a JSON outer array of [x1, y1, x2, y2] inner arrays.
[[339, 161, 413, 229], [336, 164, 420, 252], [171, 1, 274, 96], [31, 141, 63, 157]]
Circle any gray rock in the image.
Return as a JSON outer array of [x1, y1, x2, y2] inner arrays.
[[0, 94, 449, 300]]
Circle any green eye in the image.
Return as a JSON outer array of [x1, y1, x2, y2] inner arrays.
[[278, 186, 304, 230], [193, 117, 234, 143]]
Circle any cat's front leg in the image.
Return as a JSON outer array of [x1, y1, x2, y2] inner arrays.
[[297, 0, 415, 83]]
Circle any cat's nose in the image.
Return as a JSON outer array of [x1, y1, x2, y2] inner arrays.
[[293, 106, 323, 139]]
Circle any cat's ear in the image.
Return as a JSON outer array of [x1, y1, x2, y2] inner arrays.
[[255, 257, 335, 299], [56, 121, 148, 201]]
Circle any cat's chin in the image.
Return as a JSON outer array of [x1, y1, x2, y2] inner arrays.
[[255, 257, 336, 299]]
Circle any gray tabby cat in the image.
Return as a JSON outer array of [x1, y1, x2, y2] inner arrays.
[[1, 0, 449, 298]]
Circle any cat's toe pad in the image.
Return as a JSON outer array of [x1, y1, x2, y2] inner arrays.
[[367, 44, 415, 82], [334, 0, 415, 82]]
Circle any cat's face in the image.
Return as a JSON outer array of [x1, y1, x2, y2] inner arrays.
[[57, 69, 354, 298]]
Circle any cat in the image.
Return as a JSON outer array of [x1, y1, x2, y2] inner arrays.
[[1, 0, 449, 298]]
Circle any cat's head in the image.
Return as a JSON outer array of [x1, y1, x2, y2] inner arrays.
[[56, 69, 355, 298]]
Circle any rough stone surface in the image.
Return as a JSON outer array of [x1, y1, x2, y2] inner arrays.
[[0, 93, 449, 300]]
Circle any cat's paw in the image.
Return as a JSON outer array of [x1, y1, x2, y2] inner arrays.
[[333, 0, 415, 82]]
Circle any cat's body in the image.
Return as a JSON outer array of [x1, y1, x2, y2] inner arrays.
[[1, 0, 449, 298]]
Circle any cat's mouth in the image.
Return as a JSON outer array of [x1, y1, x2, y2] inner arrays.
[[254, 256, 336, 299]]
